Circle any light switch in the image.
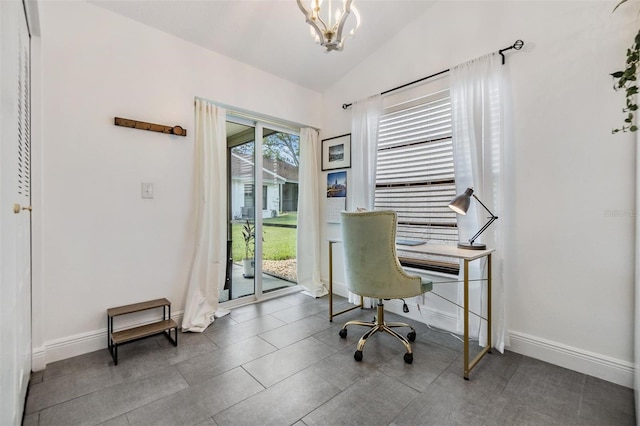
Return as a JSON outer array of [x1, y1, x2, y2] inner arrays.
[[141, 182, 154, 199]]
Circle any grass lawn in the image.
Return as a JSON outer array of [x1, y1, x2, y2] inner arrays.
[[231, 213, 297, 261], [263, 212, 297, 226]]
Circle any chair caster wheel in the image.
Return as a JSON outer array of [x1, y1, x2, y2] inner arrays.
[[354, 350, 363, 362], [407, 331, 416, 342], [404, 353, 413, 364], [339, 329, 347, 339]]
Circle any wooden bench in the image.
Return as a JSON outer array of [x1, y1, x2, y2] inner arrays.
[[107, 298, 178, 365]]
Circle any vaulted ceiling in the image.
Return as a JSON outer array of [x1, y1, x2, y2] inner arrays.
[[89, 1, 435, 92]]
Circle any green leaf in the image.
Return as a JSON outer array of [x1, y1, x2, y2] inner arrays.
[[611, 71, 624, 78], [631, 125, 638, 132], [627, 86, 638, 96], [625, 65, 637, 76]]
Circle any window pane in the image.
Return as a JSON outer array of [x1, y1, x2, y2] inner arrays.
[[261, 130, 299, 289], [375, 89, 459, 273]]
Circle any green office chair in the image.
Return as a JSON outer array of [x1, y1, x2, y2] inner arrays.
[[339, 210, 433, 364]]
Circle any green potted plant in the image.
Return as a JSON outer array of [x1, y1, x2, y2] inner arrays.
[[242, 220, 261, 278], [612, 0, 639, 133]]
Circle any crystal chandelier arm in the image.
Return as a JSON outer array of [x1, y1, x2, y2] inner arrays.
[[296, 0, 327, 43]]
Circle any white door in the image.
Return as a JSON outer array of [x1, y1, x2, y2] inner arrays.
[[0, 1, 32, 424]]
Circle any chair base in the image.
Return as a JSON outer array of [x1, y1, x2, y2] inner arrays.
[[339, 299, 416, 364]]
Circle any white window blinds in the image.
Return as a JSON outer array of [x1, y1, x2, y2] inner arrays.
[[375, 89, 459, 274]]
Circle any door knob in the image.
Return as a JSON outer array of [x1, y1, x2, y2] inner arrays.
[[13, 204, 32, 214]]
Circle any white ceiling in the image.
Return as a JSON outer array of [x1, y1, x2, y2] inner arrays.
[[89, 0, 435, 92]]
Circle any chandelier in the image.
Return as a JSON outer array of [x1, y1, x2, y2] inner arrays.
[[296, 0, 361, 52]]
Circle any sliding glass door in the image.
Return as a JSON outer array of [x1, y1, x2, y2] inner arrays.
[[223, 118, 299, 303], [260, 127, 299, 293], [226, 120, 256, 301]]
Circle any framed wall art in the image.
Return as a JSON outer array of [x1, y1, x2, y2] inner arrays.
[[321, 133, 351, 171], [326, 171, 347, 198], [326, 171, 347, 223]]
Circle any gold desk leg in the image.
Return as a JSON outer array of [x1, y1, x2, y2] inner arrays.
[[463, 253, 493, 380], [329, 241, 334, 321], [487, 253, 492, 354], [328, 240, 363, 322], [464, 259, 470, 380]]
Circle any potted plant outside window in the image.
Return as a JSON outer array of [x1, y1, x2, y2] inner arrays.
[[242, 220, 262, 278]]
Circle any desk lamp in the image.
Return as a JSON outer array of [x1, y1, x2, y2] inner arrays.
[[448, 188, 498, 250]]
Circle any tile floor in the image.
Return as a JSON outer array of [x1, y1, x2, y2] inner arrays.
[[221, 264, 296, 302], [23, 293, 635, 426]]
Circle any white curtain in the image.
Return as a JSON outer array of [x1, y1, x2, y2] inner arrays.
[[182, 99, 229, 332], [348, 95, 382, 307], [297, 128, 327, 298], [350, 95, 382, 211], [451, 53, 507, 352]]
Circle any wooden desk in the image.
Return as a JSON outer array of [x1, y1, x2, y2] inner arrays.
[[327, 239, 494, 380]]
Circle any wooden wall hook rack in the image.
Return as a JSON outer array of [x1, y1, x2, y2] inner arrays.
[[114, 117, 187, 137]]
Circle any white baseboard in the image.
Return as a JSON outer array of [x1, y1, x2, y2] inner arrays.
[[508, 330, 634, 388], [32, 346, 47, 372], [32, 311, 184, 371]]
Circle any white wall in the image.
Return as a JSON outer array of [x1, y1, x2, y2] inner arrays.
[[33, 0, 638, 388], [33, 1, 321, 368], [321, 1, 636, 387]]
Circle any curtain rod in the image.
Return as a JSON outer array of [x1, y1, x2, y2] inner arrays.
[[341, 39, 524, 110]]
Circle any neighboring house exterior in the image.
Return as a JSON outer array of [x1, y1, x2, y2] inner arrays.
[[230, 152, 299, 220]]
